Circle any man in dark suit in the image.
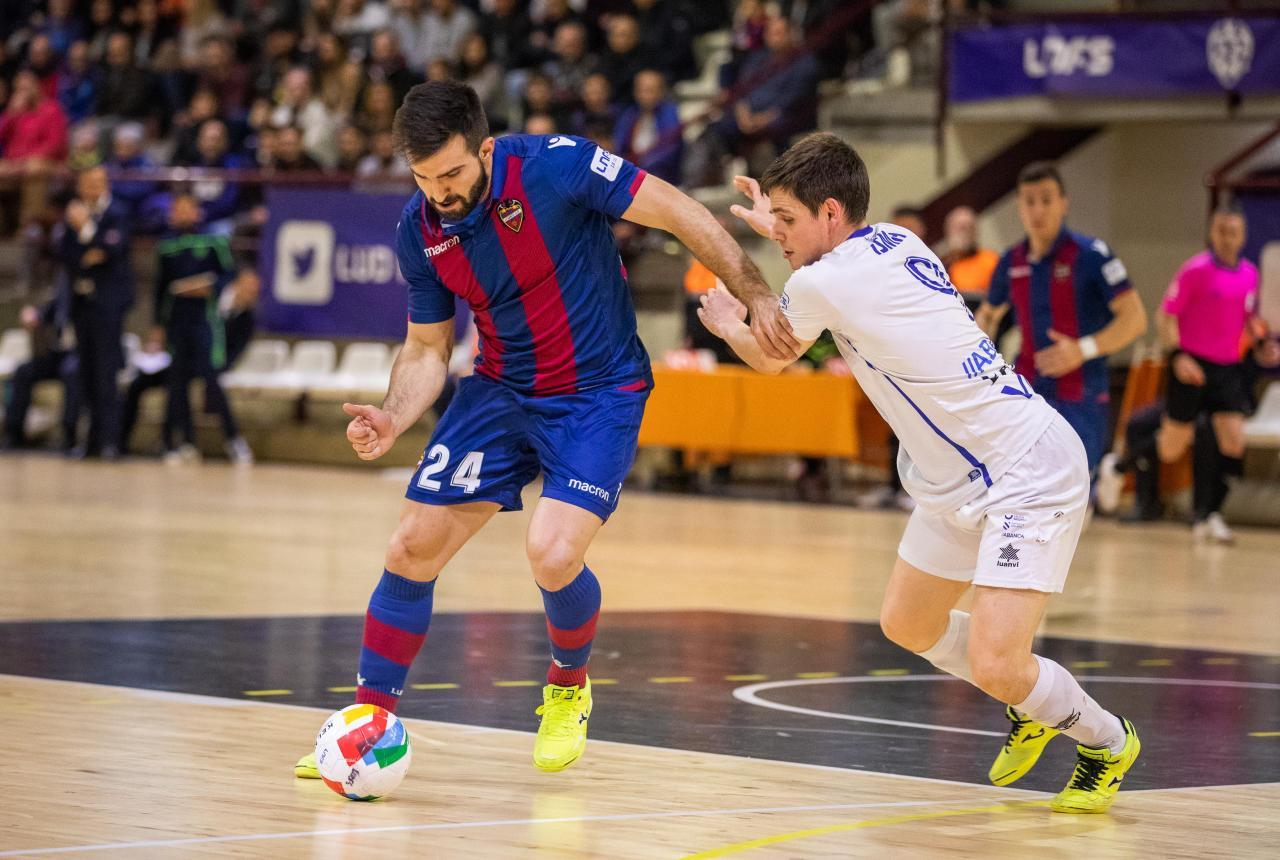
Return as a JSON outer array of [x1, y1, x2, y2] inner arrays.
[[1, 280, 81, 451], [57, 166, 135, 459]]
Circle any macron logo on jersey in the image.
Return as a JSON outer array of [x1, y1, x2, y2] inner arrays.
[[425, 235, 460, 258], [591, 147, 624, 182]]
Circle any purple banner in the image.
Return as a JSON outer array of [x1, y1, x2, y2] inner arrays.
[[259, 187, 413, 339], [949, 17, 1280, 103]]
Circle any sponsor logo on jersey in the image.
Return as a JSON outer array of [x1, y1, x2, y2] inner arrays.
[[868, 229, 905, 256], [590, 147, 624, 182], [425, 235, 460, 257], [1102, 257, 1128, 286], [498, 198, 524, 232], [547, 136, 577, 149], [905, 255, 957, 294]]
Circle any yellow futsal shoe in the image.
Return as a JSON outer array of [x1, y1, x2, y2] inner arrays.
[[989, 706, 1060, 786], [295, 752, 320, 779], [1051, 717, 1141, 814], [533, 678, 592, 772]]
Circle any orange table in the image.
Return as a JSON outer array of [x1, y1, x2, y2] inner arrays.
[[639, 366, 890, 464]]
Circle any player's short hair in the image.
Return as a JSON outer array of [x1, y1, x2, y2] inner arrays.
[[392, 80, 490, 164], [1211, 201, 1245, 222], [759, 132, 870, 223], [1017, 161, 1066, 195]]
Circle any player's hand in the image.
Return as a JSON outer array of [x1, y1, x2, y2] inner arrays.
[[1035, 329, 1085, 378], [729, 175, 776, 239], [1257, 338, 1280, 369], [697, 286, 748, 339], [1172, 352, 1206, 386], [343, 402, 397, 461], [749, 293, 801, 360]]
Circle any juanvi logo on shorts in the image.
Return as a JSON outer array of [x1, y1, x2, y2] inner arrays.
[[996, 543, 1021, 568], [274, 220, 335, 305]]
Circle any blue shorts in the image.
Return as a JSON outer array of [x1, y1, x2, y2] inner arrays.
[[405, 374, 649, 522], [1043, 396, 1109, 476]]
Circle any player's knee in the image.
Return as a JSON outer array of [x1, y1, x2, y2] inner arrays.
[[525, 531, 583, 587], [385, 526, 444, 578], [879, 608, 934, 654], [968, 646, 1027, 703], [1157, 427, 1190, 463]]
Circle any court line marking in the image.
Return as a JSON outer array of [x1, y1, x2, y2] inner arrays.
[[0, 797, 1017, 856], [735, 674, 1280, 738], [682, 800, 1050, 859]]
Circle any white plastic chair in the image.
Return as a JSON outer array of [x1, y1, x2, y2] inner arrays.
[[309, 342, 391, 398], [0, 328, 33, 379], [221, 339, 290, 391], [266, 340, 337, 394]]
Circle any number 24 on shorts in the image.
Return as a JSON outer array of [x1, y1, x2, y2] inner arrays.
[[417, 444, 484, 493]]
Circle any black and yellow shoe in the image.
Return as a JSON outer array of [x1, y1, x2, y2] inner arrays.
[[295, 752, 320, 779], [533, 678, 592, 772], [989, 705, 1060, 786], [1050, 716, 1141, 814]]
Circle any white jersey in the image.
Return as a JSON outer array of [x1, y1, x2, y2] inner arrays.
[[781, 224, 1056, 511]]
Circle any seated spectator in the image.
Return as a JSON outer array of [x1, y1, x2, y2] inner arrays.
[[95, 31, 157, 124], [367, 29, 424, 107], [356, 81, 399, 138], [422, 0, 479, 67], [171, 88, 223, 166], [0, 291, 80, 452], [132, 0, 173, 69], [460, 33, 507, 132], [569, 74, 615, 139], [938, 205, 998, 300], [66, 120, 102, 170], [529, 0, 585, 62], [106, 123, 160, 229], [890, 204, 926, 241], [388, 0, 429, 67], [270, 124, 324, 172], [190, 119, 250, 230], [119, 325, 173, 456], [600, 14, 654, 104], [632, 0, 698, 83], [24, 34, 60, 101], [687, 15, 817, 186], [482, 0, 537, 72], [255, 25, 304, 103], [57, 40, 97, 124], [270, 67, 340, 168], [615, 69, 682, 185], [720, 0, 767, 88], [41, 0, 85, 60], [0, 69, 69, 235], [425, 59, 454, 83], [149, 38, 194, 133], [196, 36, 250, 118], [335, 124, 368, 173], [356, 129, 411, 177], [334, 0, 391, 58], [179, 0, 230, 70], [525, 112, 556, 136], [521, 71, 569, 131], [542, 21, 599, 117], [85, 0, 115, 65]]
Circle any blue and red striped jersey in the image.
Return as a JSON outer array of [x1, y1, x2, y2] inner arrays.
[[989, 227, 1132, 404], [395, 134, 652, 396]]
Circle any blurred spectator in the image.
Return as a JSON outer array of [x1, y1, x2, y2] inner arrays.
[[357, 81, 399, 138], [171, 88, 223, 166], [522, 70, 568, 130], [388, 0, 429, 67], [356, 128, 411, 177], [57, 40, 98, 124], [721, 0, 767, 88], [196, 36, 250, 118], [0, 291, 80, 452], [132, 0, 172, 68], [189, 119, 249, 231], [105, 123, 158, 228], [40, 0, 84, 59], [422, 0, 479, 67], [688, 16, 817, 187], [95, 31, 156, 123], [615, 69, 682, 184], [335, 124, 368, 173], [872, 0, 938, 87], [939, 205, 998, 299], [221, 268, 261, 369], [600, 14, 653, 103], [255, 24, 305, 104], [57, 166, 134, 459], [425, 59, 454, 82], [570, 73, 615, 138], [529, 0, 584, 60], [270, 124, 324, 172], [270, 67, 340, 168], [179, 0, 230, 70], [460, 33, 507, 132], [152, 192, 252, 465], [85, 0, 114, 65], [525, 112, 556, 136], [334, 0, 391, 58], [543, 21, 598, 116], [368, 29, 424, 107], [66, 120, 102, 170], [889, 204, 925, 240], [482, 0, 536, 72], [149, 39, 194, 132], [631, 0, 697, 84], [119, 324, 172, 456], [25, 34, 60, 100], [0, 69, 68, 235]]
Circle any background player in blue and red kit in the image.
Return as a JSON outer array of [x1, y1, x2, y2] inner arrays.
[[977, 162, 1147, 474], [294, 81, 795, 779]]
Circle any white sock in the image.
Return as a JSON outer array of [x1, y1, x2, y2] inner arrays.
[[1015, 655, 1125, 754], [916, 609, 974, 684]]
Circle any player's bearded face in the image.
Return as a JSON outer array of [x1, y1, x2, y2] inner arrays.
[[431, 159, 489, 221]]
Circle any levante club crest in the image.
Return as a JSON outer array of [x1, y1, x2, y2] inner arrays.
[[498, 198, 524, 232]]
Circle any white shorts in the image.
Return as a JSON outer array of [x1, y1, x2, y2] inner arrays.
[[897, 413, 1090, 593]]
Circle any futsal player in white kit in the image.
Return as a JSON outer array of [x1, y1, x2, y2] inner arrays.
[[699, 133, 1140, 814]]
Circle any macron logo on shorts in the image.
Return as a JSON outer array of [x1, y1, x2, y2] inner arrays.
[[568, 479, 613, 503]]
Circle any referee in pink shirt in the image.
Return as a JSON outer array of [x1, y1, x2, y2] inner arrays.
[[1156, 205, 1260, 542]]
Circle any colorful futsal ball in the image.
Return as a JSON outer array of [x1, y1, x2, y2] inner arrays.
[[315, 704, 412, 801]]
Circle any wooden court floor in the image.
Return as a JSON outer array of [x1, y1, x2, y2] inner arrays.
[[2, 455, 1278, 857]]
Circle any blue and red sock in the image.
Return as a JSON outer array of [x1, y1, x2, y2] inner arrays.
[[540, 566, 601, 688], [355, 569, 435, 712]]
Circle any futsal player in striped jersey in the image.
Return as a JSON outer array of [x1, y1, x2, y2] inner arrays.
[[293, 81, 793, 778], [699, 133, 1140, 814]]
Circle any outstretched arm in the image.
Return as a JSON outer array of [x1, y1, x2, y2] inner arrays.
[[697, 287, 813, 375], [622, 174, 800, 360]]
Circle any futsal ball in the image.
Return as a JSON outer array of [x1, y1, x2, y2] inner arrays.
[[315, 703, 412, 801]]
